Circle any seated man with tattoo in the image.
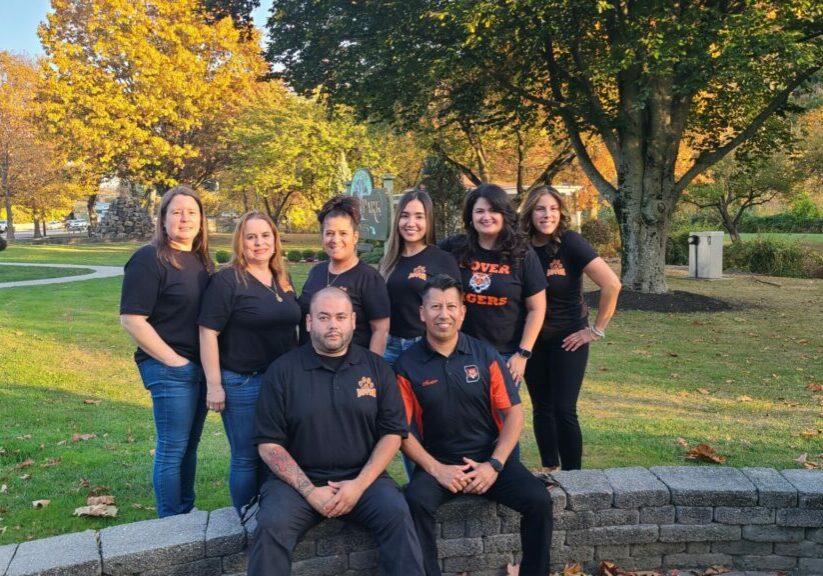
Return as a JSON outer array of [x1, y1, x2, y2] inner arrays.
[[249, 287, 424, 576]]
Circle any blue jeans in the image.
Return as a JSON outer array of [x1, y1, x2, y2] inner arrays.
[[138, 358, 207, 518], [221, 369, 265, 513], [384, 334, 422, 366]]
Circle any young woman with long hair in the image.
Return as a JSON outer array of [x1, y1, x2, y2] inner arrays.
[[379, 189, 460, 365], [198, 211, 300, 514], [519, 186, 621, 471], [120, 185, 214, 517]]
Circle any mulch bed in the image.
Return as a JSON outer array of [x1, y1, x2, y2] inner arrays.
[[585, 289, 741, 313]]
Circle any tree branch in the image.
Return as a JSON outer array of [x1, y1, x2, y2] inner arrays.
[[431, 141, 483, 186]]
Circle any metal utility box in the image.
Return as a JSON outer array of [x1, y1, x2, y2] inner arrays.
[[688, 231, 724, 279]]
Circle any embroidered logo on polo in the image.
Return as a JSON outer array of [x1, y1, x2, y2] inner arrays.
[[547, 260, 567, 277], [468, 272, 491, 293], [464, 365, 479, 383], [408, 265, 427, 281], [356, 376, 376, 398]]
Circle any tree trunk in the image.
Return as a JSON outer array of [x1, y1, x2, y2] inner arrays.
[[33, 204, 42, 239], [1, 159, 13, 242], [87, 194, 98, 233], [41, 217, 47, 237]]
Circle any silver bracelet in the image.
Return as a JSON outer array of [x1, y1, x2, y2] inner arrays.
[[590, 324, 606, 339]]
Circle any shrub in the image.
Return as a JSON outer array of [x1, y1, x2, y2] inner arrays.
[[666, 231, 690, 265], [581, 216, 620, 257], [738, 212, 823, 233], [724, 238, 823, 278], [360, 247, 385, 265], [316, 250, 329, 261], [287, 250, 302, 263], [215, 249, 230, 264], [302, 249, 316, 262], [0, 237, 6, 251]]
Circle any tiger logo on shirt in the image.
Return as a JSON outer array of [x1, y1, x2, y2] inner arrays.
[[469, 272, 492, 293], [356, 376, 376, 398], [547, 260, 567, 277], [408, 265, 427, 281]]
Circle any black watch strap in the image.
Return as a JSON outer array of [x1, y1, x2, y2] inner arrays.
[[517, 347, 532, 359], [487, 457, 504, 473]]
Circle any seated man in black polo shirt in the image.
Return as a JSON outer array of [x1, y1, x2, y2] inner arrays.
[[396, 275, 553, 576], [249, 287, 424, 576]]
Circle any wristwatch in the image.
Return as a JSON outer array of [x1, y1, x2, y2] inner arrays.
[[487, 457, 504, 473], [516, 347, 532, 359]]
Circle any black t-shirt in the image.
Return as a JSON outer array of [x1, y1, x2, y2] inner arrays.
[[395, 333, 520, 464], [439, 235, 547, 354], [298, 260, 390, 348], [198, 267, 301, 374], [386, 246, 461, 339], [119, 244, 210, 364], [254, 343, 408, 484], [534, 230, 598, 340]]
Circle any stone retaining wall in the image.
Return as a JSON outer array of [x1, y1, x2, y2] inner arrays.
[[1, 467, 821, 576]]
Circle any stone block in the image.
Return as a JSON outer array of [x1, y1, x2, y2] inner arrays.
[[7, 530, 99, 576], [640, 505, 675, 524], [663, 552, 732, 569], [140, 557, 221, 576], [712, 540, 773, 555], [733, 554, 797, 571], [595, 508, 639, 527], [442, 553, 512, 572], [714, 506, 775, 525], [686, 541, 711, 553], [566, 525, 658, 546], [777, 508, 823, 527], [441, 520, 465, 538], [659, 524, 740, 542], [808, 528, 823, 543], [549, 545, 595, 565], [650, 466, 757, 506], [465, 516, 500, 537], [437, 496, 495, 522], [221, 552, 247, 573], [799, 558, 823, 574], [483, 534, 521, 554], [437, 537, 483, 558], [0, 545, 17, 575], [741, 468, 798, 508], [315, 527, 375, 556], [554, 511, 595, 531], [551, 470, 613, 511], [604, 467, 670, 508], [676, 506, 714, 524], [547, 485, 567, 513], [742, 525, 804, 542], [631, 542, 685, 556], [594, 544, 629, 560], [774, 540, 823, 556], [100, 511, 208, 575], [781, 470, 823, 508], [291, 555, 347, 576], [552, 530, 565, 549], [205, 507, 245, 557], [348, 549, 378, 570], [293, 539, 316, 561]]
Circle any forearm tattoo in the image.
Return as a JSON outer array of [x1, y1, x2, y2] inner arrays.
[[262, 445, 315, 498]]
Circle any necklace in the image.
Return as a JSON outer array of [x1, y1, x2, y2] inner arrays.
[[251, 270, 283, 302], [326, 264, 340, 288]]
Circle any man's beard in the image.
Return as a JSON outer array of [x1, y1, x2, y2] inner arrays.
[[310, 329, 353, 356]]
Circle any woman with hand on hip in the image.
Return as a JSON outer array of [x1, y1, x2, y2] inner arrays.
[[298, 195, 391, 354], [519, 186, 620, 471], [120, 185, 213, 517], [379, 189, 460, 365], [198, 212, 300, 514]]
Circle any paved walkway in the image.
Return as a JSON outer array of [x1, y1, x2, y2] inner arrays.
[[0, 261, 123, 289]]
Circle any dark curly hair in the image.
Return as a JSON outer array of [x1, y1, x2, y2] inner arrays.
[[455, 183, 528, 267], [317, 195, 361, 229]]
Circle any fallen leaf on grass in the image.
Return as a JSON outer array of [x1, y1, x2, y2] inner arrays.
[[0, 484, 7, 493], [806, 383, 822, 392], [684, 443, 727, 464], [82, 399, 102, 405], [14, 459, 34, 470], [677, 390, 690, 397], [56, 440, 67, 446], [563, 563, 585, 575], [794, 453, 819, 469], [149, 448, 156, 457], [792, 429, 822, 437], [77, 478, 90, 489], [736, 395, 753, 402], [16, 434, 31, 440], [87, 495, 115, 506], [666, 351, 679, 357], [32, 500, 50, 509], [19, 474, 31, 481], [40, 458, 61, 468], [676, 437, 689, 448], [703, 565, 732, 575], [0, 527, 6, 535], [697, 388, 711, 395], [88, 485, 111, 496], [73, 504, 118, 518], [71, 433, 96, 442], [130, 503, 155, 511]]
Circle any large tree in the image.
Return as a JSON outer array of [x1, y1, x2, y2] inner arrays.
[[38, 0, 266, 194], [266, 0, 823, 292]]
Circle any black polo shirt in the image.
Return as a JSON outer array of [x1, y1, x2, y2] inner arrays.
[[254, 343, 408, 484], [395, 333, 520, 465]]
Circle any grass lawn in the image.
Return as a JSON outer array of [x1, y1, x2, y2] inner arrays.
[[0, 265, 93, 282], [0, 241, 821, 544]]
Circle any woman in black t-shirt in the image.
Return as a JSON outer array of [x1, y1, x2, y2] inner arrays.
[[519, 186, 621, 471], [120, 185, 214, 518], [298, 196, 391, 353], [198, 212, 300, 514], [440, 184, 546, 385], [379, 189, 460, 365]]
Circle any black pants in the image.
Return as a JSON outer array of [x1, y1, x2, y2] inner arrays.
[[404, 460, 552, 576], [524, 335, 588, 470], [248, 475, 424, 576]]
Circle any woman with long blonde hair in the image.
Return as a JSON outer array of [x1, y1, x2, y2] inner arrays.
[[199, 211, 301, 513]]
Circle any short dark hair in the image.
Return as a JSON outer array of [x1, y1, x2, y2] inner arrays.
[[317, 195, 361, 228], [422, 274, 463, 301]]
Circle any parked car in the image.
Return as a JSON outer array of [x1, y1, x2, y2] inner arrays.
[[47, 220, 63, 230], [0, 220, 7, 233], [66, 219, 89, 232]]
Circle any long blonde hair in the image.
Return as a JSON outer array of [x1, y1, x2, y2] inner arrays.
[[379, 189, 436, 279], [230, 211, 292, 292]]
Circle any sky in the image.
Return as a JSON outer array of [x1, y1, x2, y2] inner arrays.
[[0, 0, 273, 56]]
